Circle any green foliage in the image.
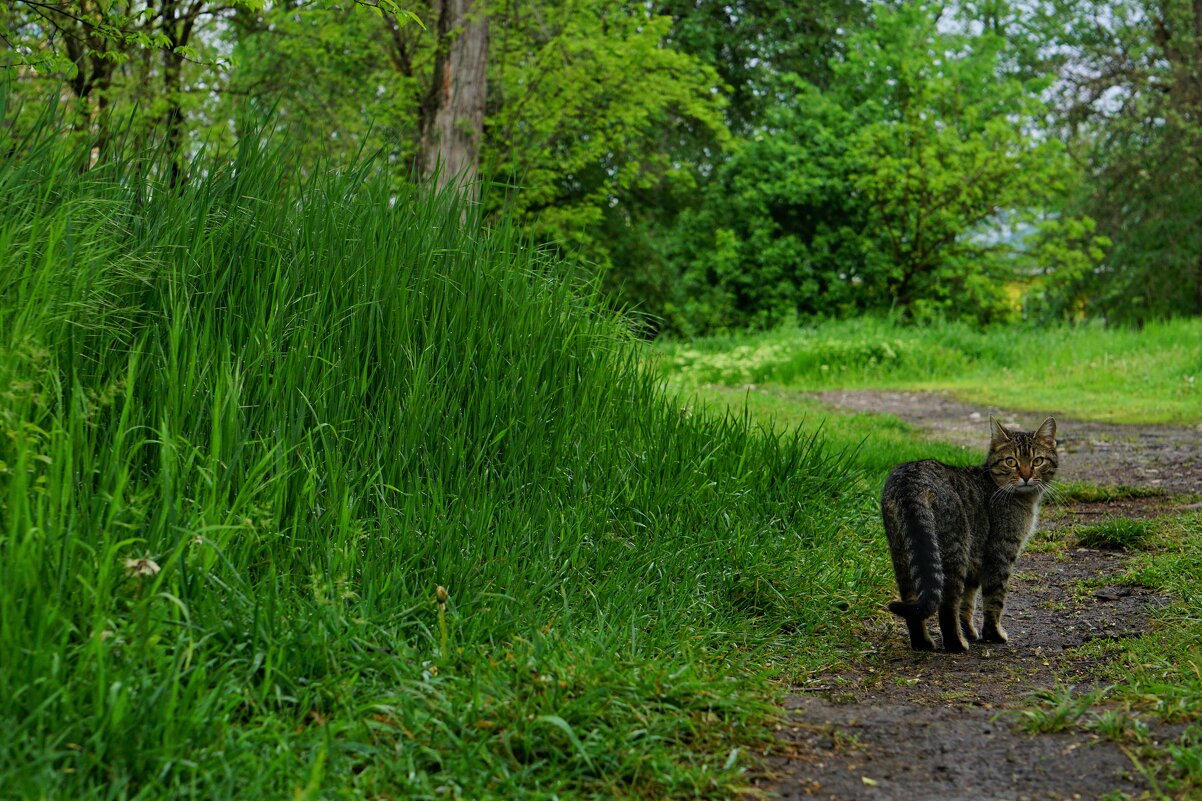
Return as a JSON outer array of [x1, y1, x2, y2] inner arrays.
[[667, 2, 1102, 333], [666, 81, 860, 332], [486, 1, 728, 289], [8, 0, 1202, 330], [1086, 709, 1151, 743], [2, 0, 238, 146], [1039, 0, 1202, 321], [659, 0, 868, 130], [0, 108, 876, 799], [214, 0, 732, 321], [2, 1, 172, 76], [218, 0, 429, 169]]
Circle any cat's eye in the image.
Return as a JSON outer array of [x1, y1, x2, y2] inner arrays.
[[1032, 457, 1045, 466], [1004, 457, 1017, 467]]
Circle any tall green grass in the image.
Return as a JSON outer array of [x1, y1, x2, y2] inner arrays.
[[676, 385, 976, 482], [657, 317, 1202, 424], [0, 108, 877, 798]]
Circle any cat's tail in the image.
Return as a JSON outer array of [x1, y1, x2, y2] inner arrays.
[[887, 501, 943, 620]]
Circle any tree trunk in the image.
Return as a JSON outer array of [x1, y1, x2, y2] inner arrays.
[[1194, 0, 1202, 314], [1195, 240, 1202, 315], [161, 0, 201, 188], [419, 0, 489, 192], [164, 46, 185, 187]]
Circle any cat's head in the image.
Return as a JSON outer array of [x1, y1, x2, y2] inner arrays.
[[986, 417, 1058, 494]]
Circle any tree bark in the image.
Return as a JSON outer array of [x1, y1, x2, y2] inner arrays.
[[163, 45, 185, 187], [419, 0, 489, 192], [1194, 0, 1202, 314]]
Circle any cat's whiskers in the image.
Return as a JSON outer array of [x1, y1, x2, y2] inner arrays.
[[1041, 482, 1065, 503], [990, 484, 1017, 505]]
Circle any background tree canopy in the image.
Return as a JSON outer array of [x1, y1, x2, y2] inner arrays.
[[5, 0, 1201, 333]]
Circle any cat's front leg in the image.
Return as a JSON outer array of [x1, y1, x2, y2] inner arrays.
[[980, 577, 1010, 643], [939, 597, 969, 653], [960, 585, 981, 641]]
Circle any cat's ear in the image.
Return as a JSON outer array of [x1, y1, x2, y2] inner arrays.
[[1035, 417, 1057, 446], [989, 416, 1012, 446]]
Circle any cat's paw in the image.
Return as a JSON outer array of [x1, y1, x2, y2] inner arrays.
[[909, 635, 936, 651], [962, 624, 981, 642], [942, 638, 970, 654], [980, 625, 1009, 644]]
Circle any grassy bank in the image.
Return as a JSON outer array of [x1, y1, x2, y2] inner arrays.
[[679, 384, 975, 481], [0, 113, 880, 799], [657, 317, 1202, 425]]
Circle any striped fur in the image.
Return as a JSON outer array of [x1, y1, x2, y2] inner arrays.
[[881, 417, 1058, 652]]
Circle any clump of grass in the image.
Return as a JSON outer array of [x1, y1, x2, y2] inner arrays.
[[1025, 524, 1072, 553], [1086, 709, 1150, 743], [1075, 518, 1157, 550], [1016, 687, 1101, 734], [1167, 725, 1202, 788], [0, 104, 869, 799]]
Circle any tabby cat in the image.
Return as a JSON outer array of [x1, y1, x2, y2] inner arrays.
[[882, 417, 1058, 652]]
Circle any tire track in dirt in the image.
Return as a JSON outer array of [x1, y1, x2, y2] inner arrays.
[[761, 390, 1201, 801]]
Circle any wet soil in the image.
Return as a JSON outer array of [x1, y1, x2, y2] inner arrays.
[[761, 391, 1201, 801], [769, 697, 1148, 801]]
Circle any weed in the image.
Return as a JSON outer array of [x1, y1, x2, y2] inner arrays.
[[1025, 525, 1071, 553], [1076, 518, 1157, 550], [1015, 687, 1100, 734], [1087, 710, 1150, 744], [1167, 725, 1202, 787]]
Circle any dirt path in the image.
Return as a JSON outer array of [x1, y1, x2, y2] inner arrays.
[[818, 389, 1202, 495], [761, 390, 1201, 801]]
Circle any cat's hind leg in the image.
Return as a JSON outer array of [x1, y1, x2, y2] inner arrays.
[[887, 541, 936, 651], [904, 609, 936, 651]]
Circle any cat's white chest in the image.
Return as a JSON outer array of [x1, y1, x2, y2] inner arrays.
[[1022, 503, 1041, 548]]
